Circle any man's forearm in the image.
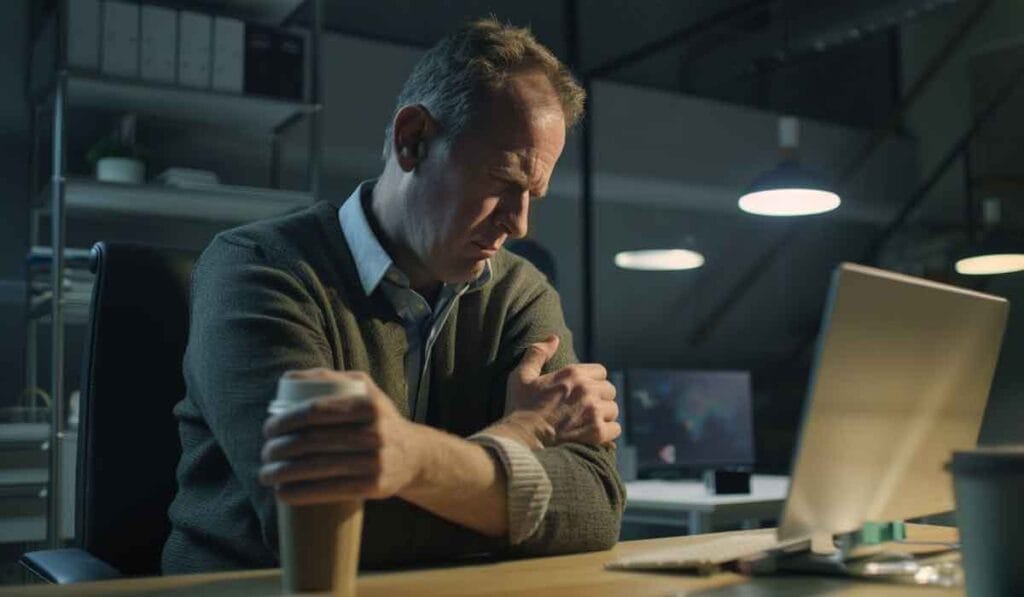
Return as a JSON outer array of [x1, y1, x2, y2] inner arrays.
[[397, 423, 509, 538]]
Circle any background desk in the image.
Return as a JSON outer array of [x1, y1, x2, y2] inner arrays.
[[1, 526, 959, 596], [625, 474, 789, 534]]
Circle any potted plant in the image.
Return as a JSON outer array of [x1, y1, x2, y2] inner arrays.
[[86, 114, 145, 184]]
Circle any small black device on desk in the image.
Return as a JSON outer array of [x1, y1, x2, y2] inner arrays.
[[702, 469, 751, 495], [624, 369, 755, 492]]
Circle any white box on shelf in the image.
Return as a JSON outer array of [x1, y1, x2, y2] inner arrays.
[[212, 17, 244, 93], [100, 1, 139, 78], [67, 0, 100, 70], [140, 5, 177, 83], [178, 11, 212, 89]]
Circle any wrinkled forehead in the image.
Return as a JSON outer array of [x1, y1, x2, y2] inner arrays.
[[460, 71, 565, 142], [458, 88, 566, 171]]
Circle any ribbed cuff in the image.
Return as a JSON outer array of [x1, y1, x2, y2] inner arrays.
[[469, 433, 552, 545]]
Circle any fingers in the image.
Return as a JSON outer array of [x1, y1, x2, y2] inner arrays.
[[274, 477, 384, 505], [264, 395, 376, 438], [259, 452, 381, 486], [551, 363, 608, 382], [598, 397, 619, 422], [604, 421, 623, 443], [262, 424, 382, 461], [514, 335, 560, 383], [558, 420, 621, 445]]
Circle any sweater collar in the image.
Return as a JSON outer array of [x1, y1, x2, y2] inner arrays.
[[338, 180, 492, 297]]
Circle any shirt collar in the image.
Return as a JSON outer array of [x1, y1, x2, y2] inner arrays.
[[338, 180, 492, 297]]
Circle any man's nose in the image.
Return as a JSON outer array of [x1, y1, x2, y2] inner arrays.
[[501, 190, 530, 239]]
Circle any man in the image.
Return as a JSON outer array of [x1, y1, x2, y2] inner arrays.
[[162, 18, 624, 573]]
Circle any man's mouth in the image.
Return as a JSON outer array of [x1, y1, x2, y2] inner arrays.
[[472, 241, 501, 256]]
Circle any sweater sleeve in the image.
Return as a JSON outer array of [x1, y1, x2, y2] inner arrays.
[[497, 280, 627, 555], [183, 236, 504, 568], [184, 236, 335, 557]]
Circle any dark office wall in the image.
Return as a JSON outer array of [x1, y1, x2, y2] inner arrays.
[[0, 0, 30, 409], [980, 273, 1024, 446]]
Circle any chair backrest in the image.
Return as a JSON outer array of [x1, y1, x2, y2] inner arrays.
[[76, 242, 197, 576]]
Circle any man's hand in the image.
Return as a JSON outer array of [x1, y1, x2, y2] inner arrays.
[[502, 335, 621, 447], [259, 369, 423, 506]]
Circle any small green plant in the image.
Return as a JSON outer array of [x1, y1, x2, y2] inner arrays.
[[85, 113, 144, 168], [85, 135, 140, 166]]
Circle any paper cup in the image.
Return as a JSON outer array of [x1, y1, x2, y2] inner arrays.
[[948, 446, 1024, 596], [269, 374, 367, 595]]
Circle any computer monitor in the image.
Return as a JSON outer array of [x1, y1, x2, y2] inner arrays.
[[626, 369, 755, 473]]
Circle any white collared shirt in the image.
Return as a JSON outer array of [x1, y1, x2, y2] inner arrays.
[[337, 181, 553, 545], [339, 181, 491, 422]]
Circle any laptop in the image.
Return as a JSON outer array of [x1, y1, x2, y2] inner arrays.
[[610, 263, 1009, 571]]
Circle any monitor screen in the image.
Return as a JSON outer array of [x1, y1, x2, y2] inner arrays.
[[626, 369, 755, 471]]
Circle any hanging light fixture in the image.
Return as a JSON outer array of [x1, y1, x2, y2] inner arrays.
[[739, 116, 841, 217], [614, 249, 705, 271], [955, 197, 1024, 275]]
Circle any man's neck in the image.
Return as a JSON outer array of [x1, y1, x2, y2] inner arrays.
[[368, 174, 442, 299]]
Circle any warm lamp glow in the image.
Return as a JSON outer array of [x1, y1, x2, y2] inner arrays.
[[614, 249, 705, 271], [738, 188, 841, 216], [955, 253, 1024, 275]]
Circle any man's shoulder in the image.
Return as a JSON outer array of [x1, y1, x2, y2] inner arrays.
[[202, 200, 342, 269], [484, 249, 557, 310], [490, 248, 550, 290]]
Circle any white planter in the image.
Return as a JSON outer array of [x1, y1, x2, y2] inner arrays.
[[96, 157, 145, 184]]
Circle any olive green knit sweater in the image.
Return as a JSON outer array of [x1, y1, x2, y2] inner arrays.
[[161, 197, 625, 573]]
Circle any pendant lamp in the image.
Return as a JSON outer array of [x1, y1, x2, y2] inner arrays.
[[614, 249, 705, 271], [739, 116, 841, 216], [955, 197, 1024, 275]]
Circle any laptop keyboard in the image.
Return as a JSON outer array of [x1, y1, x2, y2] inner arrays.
[[607, 533, 783, 572]]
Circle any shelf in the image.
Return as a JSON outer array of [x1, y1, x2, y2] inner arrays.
[[0, 469, 48, 488], [63, 71, 317, 133], [175, 0, 306, 26], [0, 423, 50, 444], [29, 293, 91, 326], [40, 177, 314, 224], [27, 246, 94, 270]]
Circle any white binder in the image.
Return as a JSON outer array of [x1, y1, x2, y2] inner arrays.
[[100, 1, 139, 78], [140, 5, 177, 83], [178, 11, 212, 89], [67, 0, 100, 70], [212, 17, 244, 93]]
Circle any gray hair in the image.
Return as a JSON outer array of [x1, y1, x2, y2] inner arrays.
[[382, 17, 585, 160]]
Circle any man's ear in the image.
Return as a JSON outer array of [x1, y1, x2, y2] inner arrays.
[[391, 104, 439, 172]]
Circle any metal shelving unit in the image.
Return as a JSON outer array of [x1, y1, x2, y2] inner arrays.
[[25, 0, 324, 548]]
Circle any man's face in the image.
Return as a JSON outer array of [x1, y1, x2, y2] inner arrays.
[[405, 71, 567, 285]]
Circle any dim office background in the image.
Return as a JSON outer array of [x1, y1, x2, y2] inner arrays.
[[1, 0, 1023, 583]]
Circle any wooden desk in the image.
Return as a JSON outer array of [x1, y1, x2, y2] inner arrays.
[[2, 526, 960, 596]]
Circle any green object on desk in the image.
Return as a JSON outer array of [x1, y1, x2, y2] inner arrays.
[[857, 521, 907, 545]]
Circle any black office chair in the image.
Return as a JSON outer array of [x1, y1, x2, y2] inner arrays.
[[22, 242, 198, 583]]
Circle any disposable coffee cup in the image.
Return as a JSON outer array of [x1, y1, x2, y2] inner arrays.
[[947, 446, 1024, 596], [269, 375, 367, 595]]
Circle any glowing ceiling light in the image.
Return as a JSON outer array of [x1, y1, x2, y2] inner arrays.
[[740, 116, 840, 217], [739, 187, 841, 216], [955, 253, 1024, 275], [614, 249, 705, 271]]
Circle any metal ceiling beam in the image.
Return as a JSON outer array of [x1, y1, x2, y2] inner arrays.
[[687, 0, 996, 347], [768, 45, 1024, 373], [836, 0, 995, 182], [861, 57, 1024, 263], [565, 0, 596, 361], [585, 0, 772, 79], [685, 0, 960, 96]]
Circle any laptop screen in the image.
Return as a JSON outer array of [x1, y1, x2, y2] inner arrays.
[[626, 369, 755, 472]]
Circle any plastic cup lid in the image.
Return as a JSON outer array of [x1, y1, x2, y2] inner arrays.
[[947, 445, 1024, 475]]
